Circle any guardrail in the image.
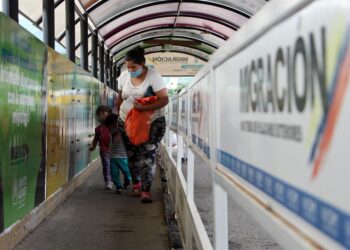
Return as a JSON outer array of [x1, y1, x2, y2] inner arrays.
[[160, 0, 350, 249]]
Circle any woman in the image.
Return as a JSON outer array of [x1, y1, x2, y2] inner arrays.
[[117, 47, 168, 203]]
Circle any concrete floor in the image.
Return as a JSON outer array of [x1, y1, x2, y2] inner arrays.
[[15, 166, 170, 250]]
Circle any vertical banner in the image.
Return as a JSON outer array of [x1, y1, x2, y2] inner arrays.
[[170, 96, 179, 130], [46, 48, 73, 197], [74, 70, 91, 174], [189, 76, 211, 158], [0, 13, 46, 231], [179, 93, 188, 136]]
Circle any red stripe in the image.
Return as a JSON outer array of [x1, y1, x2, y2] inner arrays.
[[312, 49, 350, 179]]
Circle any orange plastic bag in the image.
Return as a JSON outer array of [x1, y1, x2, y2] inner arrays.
[[125, 96, 158, 145]]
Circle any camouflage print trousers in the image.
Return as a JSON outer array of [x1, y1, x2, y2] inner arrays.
[[117, 116, 166, 192]]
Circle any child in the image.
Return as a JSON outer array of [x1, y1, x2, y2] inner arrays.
[[104, 113, 132, 194], [89, 105, 112, 190]]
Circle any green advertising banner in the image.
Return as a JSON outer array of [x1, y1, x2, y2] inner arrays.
[[46, 48, 72, 197], [0, 13, 46, 231], [73, 70, 92, 175]]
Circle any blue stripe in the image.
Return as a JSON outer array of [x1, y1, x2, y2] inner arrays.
[[192, 134, 211, 159], [218, 149, 350, 249]]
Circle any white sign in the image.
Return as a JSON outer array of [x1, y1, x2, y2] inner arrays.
[[146, 52, 205, 76], [215, 1, 350, 248]]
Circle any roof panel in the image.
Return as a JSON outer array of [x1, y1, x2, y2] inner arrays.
[[179, 2, 247, 26], [19, 0, 43, 23], [111, 34, 217, 57], [89, 0, 164, 26], [99, 2, 246, 41], [79, 0, 100, 9], [54, 1, 67, 38], [104, 16, 233, 48], [99, 2, 178, 37], [105, 16, 175, 47], [106, 28, 225, 51], [88, 0, 265, 27]]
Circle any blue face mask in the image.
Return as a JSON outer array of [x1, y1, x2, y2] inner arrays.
[[129, 67, 142, 78]]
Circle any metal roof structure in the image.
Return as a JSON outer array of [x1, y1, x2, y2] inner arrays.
[[17, 0, 267, 63]]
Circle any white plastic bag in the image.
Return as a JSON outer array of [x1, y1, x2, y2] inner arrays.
[[120, 96, 135, 116]]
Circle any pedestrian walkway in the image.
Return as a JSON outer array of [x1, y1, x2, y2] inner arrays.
[[14, 165, 170, 250]]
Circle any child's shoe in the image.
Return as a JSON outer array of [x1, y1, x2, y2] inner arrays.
[[123, 179, 131, 190], [116, 187, 123, 194], [132, 182, 142, 196], [141, 192, 152, 203], [105, 181, 112, 190]]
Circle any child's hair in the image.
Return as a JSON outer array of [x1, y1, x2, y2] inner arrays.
[[96, 105, 111, 115], [125, 46, 145, 65], [104, 113, 118, 127]]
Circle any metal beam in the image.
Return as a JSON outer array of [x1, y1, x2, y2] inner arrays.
[[2, 0, 19, 23], [111, 62, 115, 90], [65, 0, 75, 62], [105, 51, 110, 85], [99, 42, 105, 83], [80, 14, 89, 70], [91, 32, 98, 78], [43, 0, 55, 49]]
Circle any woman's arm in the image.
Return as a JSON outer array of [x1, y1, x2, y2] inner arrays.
[[134, 88, 169, 111]]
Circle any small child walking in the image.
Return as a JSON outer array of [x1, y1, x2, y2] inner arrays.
[[104, 113, 132, 194], [89, 105, 113, 190]]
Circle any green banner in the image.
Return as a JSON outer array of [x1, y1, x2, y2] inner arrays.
[[0, 13, 46, 231]]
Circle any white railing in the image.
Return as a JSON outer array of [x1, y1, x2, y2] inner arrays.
[[160, 0, 350, 249]]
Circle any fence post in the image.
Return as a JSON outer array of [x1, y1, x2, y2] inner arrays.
[[177, 135, 183, 169], [214, 183, 228, 250], [186, 149, 194, 200]]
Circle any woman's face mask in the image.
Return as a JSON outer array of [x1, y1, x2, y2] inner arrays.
[[129, 66, 142, 78]]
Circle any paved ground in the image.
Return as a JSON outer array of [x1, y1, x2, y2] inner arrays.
[[175, 149, 282, 250], [15, 165, 169, 250]]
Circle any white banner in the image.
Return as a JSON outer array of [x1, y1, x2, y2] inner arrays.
[[189, 76, 211, 158], [215, 1, 350, 248], [179, 93, 188, 136], [170, 96, 179, 131]]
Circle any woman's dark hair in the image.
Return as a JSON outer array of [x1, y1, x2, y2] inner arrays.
[[125, 46, 145, 64], [104, 113, 118, 127]]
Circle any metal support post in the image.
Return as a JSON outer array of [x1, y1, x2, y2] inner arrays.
[[186, 149, 194, 200], [214, 183, 228, 250], [2, 0, 18, 23], [91, 32, 98, 78], [177, 135, 183, 170], [99, 42, 105, 83], [43, 0, 55, 48], [65, 0, 75, 62], [104, 52, 109, 85], [80, 14, 88, 71]]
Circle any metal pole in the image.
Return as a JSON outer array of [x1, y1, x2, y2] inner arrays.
[[99, 42, 105, 83], [91, 31, 98, 78], [111, 62, 115, 90], [2, 0, 19, 23], [43, 0, 55, 49], [80, 14, 88, 71], [105, 51, 110, 85], [108, 56, 113, 87], [65, 0, 75, 62]]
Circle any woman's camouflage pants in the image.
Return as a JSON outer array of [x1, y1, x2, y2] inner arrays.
[[117, 116, 166, 192]]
